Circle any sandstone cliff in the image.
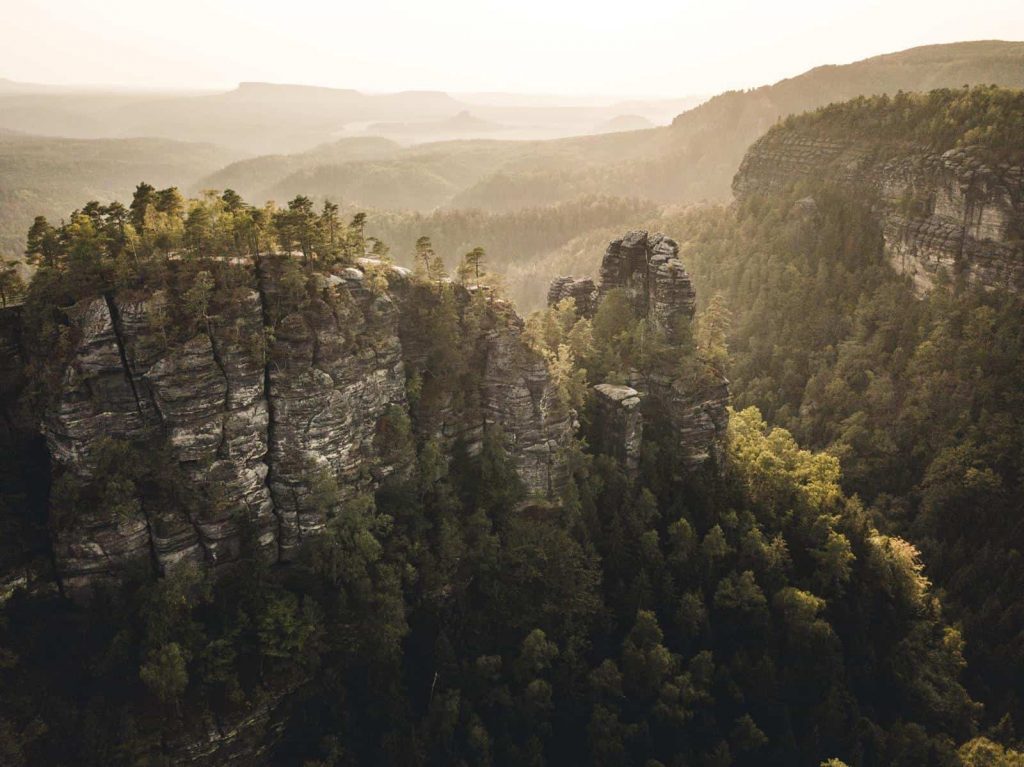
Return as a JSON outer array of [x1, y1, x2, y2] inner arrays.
[[733, 131, 1024, 293], [17, 256, 573, 599]]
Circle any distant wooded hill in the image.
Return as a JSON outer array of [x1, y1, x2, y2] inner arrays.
[[194, 40, 1024, 212], [0, 133, 239, 257], [3, 41, 1023, 293]]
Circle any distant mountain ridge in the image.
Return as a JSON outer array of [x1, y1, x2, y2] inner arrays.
[[658, 40, 1024, 200], [3, 40, 1024, 268], [733, 87, 1024, 293], [188, 40, 1024, 214], [0, 79, 696, 154]]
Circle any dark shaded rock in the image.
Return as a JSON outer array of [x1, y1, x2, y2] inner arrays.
[[592, 383, 643, 475], [547, 276, 598, 317], [391, 278, 573, 500]]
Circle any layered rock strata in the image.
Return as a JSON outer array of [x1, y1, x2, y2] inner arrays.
[[733, 131, 1024, 293], [259, 259, 408, 560], [546, 276, 598, 317], [24, 255, 573, 596]]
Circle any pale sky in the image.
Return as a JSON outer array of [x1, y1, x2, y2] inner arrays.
[[3, 0, 1024, 97]]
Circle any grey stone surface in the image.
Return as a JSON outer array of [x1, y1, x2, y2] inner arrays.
[[557, 230, 730, 472], [30, 254, 578, 594]]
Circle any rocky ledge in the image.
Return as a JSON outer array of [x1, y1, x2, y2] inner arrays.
[[591, 384, 643, 475]]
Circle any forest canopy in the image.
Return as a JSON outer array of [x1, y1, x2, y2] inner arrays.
[[0, 181, 1011, 765]]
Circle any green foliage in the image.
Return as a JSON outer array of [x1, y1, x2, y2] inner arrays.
[[3, 171, 1005, 764], [671, 172, 1024, 727], [773, 86, 1024, 164], [958, 737, 1024, 767], [139, 642, 188, 706]]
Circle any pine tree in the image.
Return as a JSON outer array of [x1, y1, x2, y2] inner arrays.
[[24, 216, 60, 269]]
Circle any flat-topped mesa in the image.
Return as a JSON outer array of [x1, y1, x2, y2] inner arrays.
[[599, 230, 697, 342], [552, 230, 729, 473], [733, 131, 1024, 294]]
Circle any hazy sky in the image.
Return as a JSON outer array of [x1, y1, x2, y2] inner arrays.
[[4, 0, 1024, 97]]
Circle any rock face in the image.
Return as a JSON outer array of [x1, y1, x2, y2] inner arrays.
[[654, 376, 731, 469], [259, 259, 408, 561], [598, 230, 697, 341], [394, 279, 573, 499], [24, 255, 574, 597], [479, 301, 573, 497], [733, 131, 1024, 293], [560, 230, 730, 472], [591, 384, 643, 475], [43, 285, 284, 592], [547, 276, 598, 317]]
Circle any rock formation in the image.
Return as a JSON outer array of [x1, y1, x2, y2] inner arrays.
[[2, 230, 726, 764], [598, 230, 698, 342], [554, 230, 730, 472], [733, 131, 1024, 293], [591, 384, 643, 475], [392, 277, 573, 500], [8, 255, 574, 598], [546, 276, 597, 317]]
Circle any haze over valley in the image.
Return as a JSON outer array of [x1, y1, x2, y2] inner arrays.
[[4, 39, 1024, 306]]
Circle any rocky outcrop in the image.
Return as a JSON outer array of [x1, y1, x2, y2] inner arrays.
[[393, 278, 573, 499], [479, 299, 573, 497], [653, 376, 730, 469], [599, 230, 698, 341], [163, 692, 288, 766], [26, 255, 574, 596], [733, 131, 1024, 293], [558, 230, 730, 472], [591, 384, 643, 475], [547, 276, 598, 317], [36, 258, 411, 592]]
